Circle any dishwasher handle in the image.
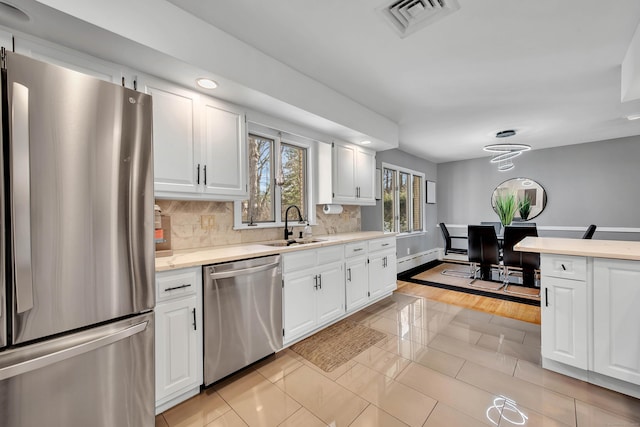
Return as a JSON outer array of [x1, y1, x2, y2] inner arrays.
[[208, 260, 280, 280]]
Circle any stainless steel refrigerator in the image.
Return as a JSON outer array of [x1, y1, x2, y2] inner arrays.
[[0, 50, 155, 426]]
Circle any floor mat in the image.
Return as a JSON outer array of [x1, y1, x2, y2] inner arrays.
[[398, 262, 540, 306], [289, 319, 386, 372]]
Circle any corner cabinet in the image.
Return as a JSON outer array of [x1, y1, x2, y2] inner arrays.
[[141, 75, 247, 201], [155, 267, 203, 414]]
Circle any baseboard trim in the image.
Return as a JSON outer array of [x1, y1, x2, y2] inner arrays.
[[397, 249, 440, 273]]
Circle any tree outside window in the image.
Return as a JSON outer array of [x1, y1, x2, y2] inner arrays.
[[240, 132, 309, 226], [382, 164, 425, 234]]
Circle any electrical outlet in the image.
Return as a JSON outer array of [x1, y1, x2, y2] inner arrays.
[[201, 215, 215, 230]]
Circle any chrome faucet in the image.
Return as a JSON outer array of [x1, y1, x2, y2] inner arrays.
[[283, 205, 304, 240]]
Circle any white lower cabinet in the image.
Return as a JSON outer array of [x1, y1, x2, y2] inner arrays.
[[368, 238, 398, 299], [540, 254, 640, 398], [593, 258, 640, 385], [283, 246, 345, 344], [155, 267, 203, 413], [345, 255, 369, 311], [541, 275, 588, 369]]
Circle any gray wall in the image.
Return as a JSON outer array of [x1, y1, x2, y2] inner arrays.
[[437, 135, 640, 241], [361, 149, 439, 257]]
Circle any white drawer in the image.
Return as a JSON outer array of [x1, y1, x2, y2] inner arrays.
[[345, 241, 367, 258], [317, 245, 344, 265], [283, 249, 317, 273], [368, 237, 396, 253], [541, 254, 587, 281], [156, 267, 198, 302]]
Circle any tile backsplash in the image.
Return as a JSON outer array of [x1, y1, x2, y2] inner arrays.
[[155, 200, 361, 250]]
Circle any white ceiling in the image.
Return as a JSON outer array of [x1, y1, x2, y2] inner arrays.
[[164, 0, 640, 163], [5, 0, 640, 163]]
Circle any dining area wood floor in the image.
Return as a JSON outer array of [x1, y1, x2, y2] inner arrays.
[[156, 283, 639, 427]]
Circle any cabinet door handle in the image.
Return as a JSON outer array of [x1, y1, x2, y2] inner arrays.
[[192, 308, 197, 330], [347, 268, 351, 282], [313, 275, 318, 290], [353, 248, 363, 252], [318, 274, 322, 289], [561, 264, 566, 271], [545, 288, 549, 307], [196, 164, 200, 184], [204, 164, 207, 185], [164, 283, 192, 292], [381, 243, 390, 247]]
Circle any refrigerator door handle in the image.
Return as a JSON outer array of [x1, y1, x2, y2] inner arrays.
[[0, 320, 148, 381], [11, 82, 34, 314]]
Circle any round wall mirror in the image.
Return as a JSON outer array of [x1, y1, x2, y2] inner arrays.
[[491, 177, 547, 221]]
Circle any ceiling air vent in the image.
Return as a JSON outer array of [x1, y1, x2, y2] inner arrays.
[[378, 0, 460, 38]]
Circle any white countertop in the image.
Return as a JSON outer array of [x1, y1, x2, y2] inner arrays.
[[514, 237, 640, 261], [155, 231, 395, 271]]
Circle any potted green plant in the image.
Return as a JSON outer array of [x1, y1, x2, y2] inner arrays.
[[494, 193, 517, 227], [518, 194, 532, 220]]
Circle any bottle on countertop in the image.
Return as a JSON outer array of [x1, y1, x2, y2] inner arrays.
[[303, 222, 312, 240]]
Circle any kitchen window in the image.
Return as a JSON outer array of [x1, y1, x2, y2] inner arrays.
[[235, 125, 312, 229], [382, 163, 425, 234]]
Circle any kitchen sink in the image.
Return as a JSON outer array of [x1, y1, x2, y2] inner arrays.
[[261, 239, 325, 247]]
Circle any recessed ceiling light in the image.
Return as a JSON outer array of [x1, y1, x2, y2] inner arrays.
[[360, 140, 372, 145], [626, 114, 640, 121], [196, 78, 218, 89]]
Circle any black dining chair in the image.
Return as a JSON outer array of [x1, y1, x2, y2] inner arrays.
[[439, 223, 467, 256], [502, 225, 540, 296], [467, 225, 503, 290], [480, 221, 502, 236], [582, 224, 597, 239]]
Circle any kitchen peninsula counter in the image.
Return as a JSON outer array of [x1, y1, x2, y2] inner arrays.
[[155, 231, 395, 271], [515, 236, 640, 399], [514, 236, 640, 261]]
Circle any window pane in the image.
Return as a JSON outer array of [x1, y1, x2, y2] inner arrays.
[[399, 172, 410, 233], [242, 134, 274, 223], [383, 168, 396, 232], [412, 175, 423, 231], [280, 143, 307, 221]]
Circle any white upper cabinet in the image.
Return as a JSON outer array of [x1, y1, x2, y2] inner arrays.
[[141, 75, 248, 201], [201, 98, 246, 197], [145, 78, 200, 194], [330, 141, 376, 205]]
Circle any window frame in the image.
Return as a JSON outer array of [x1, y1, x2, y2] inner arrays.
[[381, 162, 426, 236], [234, 125, 315, 230]]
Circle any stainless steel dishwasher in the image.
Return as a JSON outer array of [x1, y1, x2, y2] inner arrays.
[[203, 255, 282, 386]]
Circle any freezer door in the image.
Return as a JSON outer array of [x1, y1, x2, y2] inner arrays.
[[5, 51, 154, 344], [0, 312, 154, 427]]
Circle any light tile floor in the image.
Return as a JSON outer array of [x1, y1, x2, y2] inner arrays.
[[157, 292, 640, 427]]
